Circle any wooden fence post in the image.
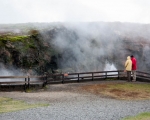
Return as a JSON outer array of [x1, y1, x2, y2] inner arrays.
[[118, 71, 120, 80], [43, 72, 47, 87], [78, 73, 79, 82], [62, 74, 64, 84], [24, 77, 27, 92], [28, 76, 30, 89], [92, 73, 94, 81], [105, 72, 107, 79]]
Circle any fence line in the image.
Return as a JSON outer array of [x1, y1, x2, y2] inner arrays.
[[0, 70, 149, 91]]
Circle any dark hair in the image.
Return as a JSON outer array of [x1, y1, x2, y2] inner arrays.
[[131, 55, 134, 58]]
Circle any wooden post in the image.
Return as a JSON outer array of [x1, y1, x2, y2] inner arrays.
[[105, 72, 107, 79], [92, 73, 94, 81], [28, 76, 30, 89], [78, 73, 79, 82], [62, 74, 64, 84], [24, 77, 27, 92], [43, 72, 47, 87], [118, 71, 120, 80]]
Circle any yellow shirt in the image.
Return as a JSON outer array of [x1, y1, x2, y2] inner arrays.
[[125, 56, 132, 71]]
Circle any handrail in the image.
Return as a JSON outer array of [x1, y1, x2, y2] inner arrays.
[[137, 71, 150, 75], [0, 70, 149, 92], [0, 76, 26, 78], [0, 75, 46, 92]]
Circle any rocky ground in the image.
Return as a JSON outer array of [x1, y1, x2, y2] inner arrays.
[[0, 80, 150, 120]]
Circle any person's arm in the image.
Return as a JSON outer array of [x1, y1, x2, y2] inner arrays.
[[125, 61, 128, 68]]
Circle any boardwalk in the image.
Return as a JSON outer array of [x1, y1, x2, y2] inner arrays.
[[0, 70, 150, 91]]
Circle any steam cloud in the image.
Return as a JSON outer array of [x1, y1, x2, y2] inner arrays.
[[42, 22, 150, 73], [43, 23, 120, 72]]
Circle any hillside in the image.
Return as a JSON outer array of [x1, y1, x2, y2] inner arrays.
[[0, 22, 150, 75]]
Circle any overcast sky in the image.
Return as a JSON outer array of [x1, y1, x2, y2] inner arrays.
[[0, 0, 150, 24]]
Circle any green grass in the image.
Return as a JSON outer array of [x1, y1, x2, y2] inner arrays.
[[122, 112, 150, 120], [0, 35, 29, 42], [0, 97, 49, 113]]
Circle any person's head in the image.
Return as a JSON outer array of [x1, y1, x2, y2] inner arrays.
[[131, 55, 134, 58], [127, 56, 131, 60]]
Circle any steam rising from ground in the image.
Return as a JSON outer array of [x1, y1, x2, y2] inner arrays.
[[0, 63, 24, 81], [46, 23, 121, 72], [1, 22, 150, 75], [0, 63, 23, 76], [104, 63, 117, 71], [42, 22, 150, 72], [0, 63, 36, 81]]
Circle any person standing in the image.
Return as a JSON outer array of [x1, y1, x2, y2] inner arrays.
[[131, 55, 137, 81], [125, 56, 132, 82]]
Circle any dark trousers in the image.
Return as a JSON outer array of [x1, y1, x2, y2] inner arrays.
[[127, 71, 131, 82]]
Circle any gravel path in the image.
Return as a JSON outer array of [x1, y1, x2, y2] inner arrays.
[[0, 81, 150, 120]]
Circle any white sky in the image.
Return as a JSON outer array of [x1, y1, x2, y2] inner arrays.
[[0, 0, 150, 24]]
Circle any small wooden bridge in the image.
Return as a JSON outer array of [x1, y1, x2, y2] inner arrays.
[[0, 70, 150, 92]]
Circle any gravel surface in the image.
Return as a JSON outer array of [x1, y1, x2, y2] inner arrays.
[[0, 81, 150, 120]]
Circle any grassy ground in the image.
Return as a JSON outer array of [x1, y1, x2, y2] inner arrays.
[[0, 97, 49, 113], [122, 112, 150, 120], [81, 82, 150, 100]]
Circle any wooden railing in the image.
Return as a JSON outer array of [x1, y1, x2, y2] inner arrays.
[[0, 70, 149, 91], [136, 71, 150, 82], [46, 70, 125, 84], [0, 75, 46, 92]]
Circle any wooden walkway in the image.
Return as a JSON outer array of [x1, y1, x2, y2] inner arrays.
[[0, 70, 150, 91]]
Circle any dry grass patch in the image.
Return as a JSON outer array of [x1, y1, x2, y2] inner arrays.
[[0, 97, 49, 113], [80, 82, 150, 100]]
